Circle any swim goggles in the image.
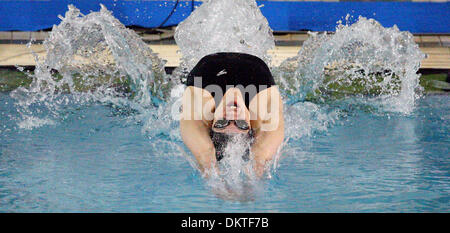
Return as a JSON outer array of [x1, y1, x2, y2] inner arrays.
[[213, 119, 250, 131]]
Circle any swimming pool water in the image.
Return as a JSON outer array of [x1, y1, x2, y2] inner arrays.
[[0, 92, 448, 212]]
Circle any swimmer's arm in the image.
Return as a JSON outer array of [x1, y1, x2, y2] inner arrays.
[[180, 119, 217, 175], [180, 87, 217, 176], [250, 91, 285, 177], [251, 118, 284, 177]]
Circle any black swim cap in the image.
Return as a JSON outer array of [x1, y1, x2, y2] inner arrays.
[[186, 52, 275, 108]]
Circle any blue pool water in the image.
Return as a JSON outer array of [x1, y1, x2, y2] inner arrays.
[[0, 92, 448, 212]]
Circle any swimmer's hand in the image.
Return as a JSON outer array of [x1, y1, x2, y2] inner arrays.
[[253, 157, 268, 178]]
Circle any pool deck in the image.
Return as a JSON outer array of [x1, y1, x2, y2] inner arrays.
[[0, 32, 449, 69]]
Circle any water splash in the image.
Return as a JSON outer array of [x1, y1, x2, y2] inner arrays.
[[174, 0, 274, 72], [284, 102, 340, 140], [275, 16, 426, 114], [11, 4, 170, 129], [204, 133, 262, 201]]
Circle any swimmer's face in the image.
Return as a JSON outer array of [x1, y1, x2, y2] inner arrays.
[[212, 88, 250, 134]]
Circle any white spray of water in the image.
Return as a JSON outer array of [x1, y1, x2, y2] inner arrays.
[[205, 134, 262, 201], [174, 0, 274, 71], [11, 4, 169, 129], [284, 102, 340, 140], [275, 16, 426, 114]]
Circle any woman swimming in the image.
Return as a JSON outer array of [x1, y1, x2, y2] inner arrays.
[[180, 52, 284, 177]]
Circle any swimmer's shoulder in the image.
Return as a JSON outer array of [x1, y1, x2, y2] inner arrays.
[[249, 86, 283, 131], [249, 86, 283, 110]]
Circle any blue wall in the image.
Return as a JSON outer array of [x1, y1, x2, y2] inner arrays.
[[0, 1, 448, 33]]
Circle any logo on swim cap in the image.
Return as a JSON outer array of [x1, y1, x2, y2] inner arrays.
[[216, 69, 227, 76]]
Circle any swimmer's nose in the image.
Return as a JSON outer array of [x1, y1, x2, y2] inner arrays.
[[227, 100, 238, 107]]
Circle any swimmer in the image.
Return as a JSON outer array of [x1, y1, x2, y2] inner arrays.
[[180, 52, 284, 177]]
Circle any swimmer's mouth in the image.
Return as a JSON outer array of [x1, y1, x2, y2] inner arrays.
[[227, 100, 238, 107]]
